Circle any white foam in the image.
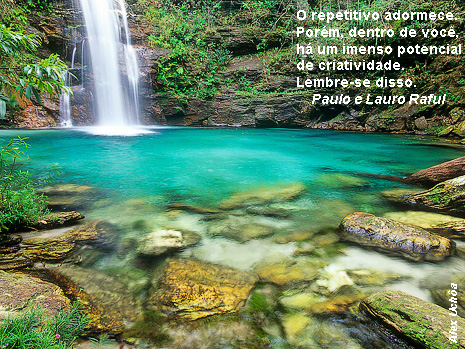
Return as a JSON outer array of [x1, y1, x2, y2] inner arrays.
[[73, 126, 156, 136]]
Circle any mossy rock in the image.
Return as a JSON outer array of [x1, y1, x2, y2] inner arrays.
[[405, 175, 465, 213], [361, 290, 465, 348]]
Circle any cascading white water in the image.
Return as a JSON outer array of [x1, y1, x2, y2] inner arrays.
[[78, 0, 142, 134], [59, 46, 76, 127]]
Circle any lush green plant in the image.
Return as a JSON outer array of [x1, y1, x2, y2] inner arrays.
[[140, 0, 231, 100], [0, 137, 54, 231], [0, 301, 88, 349], [0, 24, 71, 119]]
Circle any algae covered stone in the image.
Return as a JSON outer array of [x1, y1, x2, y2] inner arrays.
[[219, 182, 306, 210], [361, 290, 465, 348], [149, 259, 258, 320], [404, 175, 465, 213], [253, 256, 319, 286], [339, 212, 454, 262]]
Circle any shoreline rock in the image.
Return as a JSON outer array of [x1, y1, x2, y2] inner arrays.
[[339, 212, 454, 262], [361, 290, 465, 348]]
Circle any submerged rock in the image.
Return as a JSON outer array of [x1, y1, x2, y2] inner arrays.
[[404, 175, 465, 213], [274, 230, 314, 244], [149, 259, 258, 320], [137, 229, 201, 256], [39, 184, 96, 210], [253, 256, 320, 286], [279, 292, 325, 311], [380, 188, 420, 206], [167, 203, 222, 214], [346, 269, 404, 286], [315, 173, 368, 189], [431, 220, 465, 239], [429, 276, 465, 318], [246, 206, 290, 218], [339, 212, 454, 262], [382, 211, 462, 229], [361, 290, 465, 348], [0, 271, 70, 318], [219, 182, 306, 210], [208, 220, 275, 242], [50, 265, 142, 335]]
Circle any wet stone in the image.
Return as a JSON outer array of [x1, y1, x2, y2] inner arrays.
[[137, 229, 201, 256], [339, 212, 454, 262], [149, 259, 258, 320]]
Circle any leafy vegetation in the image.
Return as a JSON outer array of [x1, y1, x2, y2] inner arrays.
[[139, 0, 232, 100], [0, 24, 71, 119], [0, 302, 88, 349], [1, 0, 70, 120], [0, 136, 56, 231]]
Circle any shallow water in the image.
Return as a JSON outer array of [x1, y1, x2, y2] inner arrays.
[[2, 127, 464, 347]]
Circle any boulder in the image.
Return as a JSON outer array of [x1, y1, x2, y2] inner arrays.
[[137, 229, 201, 256], [0, 271, 70, 318], [339, 212, 454, 261], [219, 182, 305, 210], [404, 175, 465, 213], [407, 156, 465, 187], [148, 259, 257, 320], [361, 290, 465, 348]]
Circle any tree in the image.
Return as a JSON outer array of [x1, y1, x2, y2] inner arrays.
[[0, 24, 70, 118]]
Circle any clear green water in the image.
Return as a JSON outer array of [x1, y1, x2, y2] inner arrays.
[[2, 127, 465, 347], [4, 127, 461, 204]]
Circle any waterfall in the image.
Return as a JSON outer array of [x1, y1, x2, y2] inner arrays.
[[59, 46, 76, 127], [76, 0, 142, 134]]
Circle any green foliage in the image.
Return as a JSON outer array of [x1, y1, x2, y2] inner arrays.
[[140, 0, 231, 99], [0, 301, 88, 349], [0, 137, 54, 231], [0, 23, 70, 119]]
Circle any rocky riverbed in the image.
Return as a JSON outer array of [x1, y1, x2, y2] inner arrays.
[[2, 154, 465, 348]]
